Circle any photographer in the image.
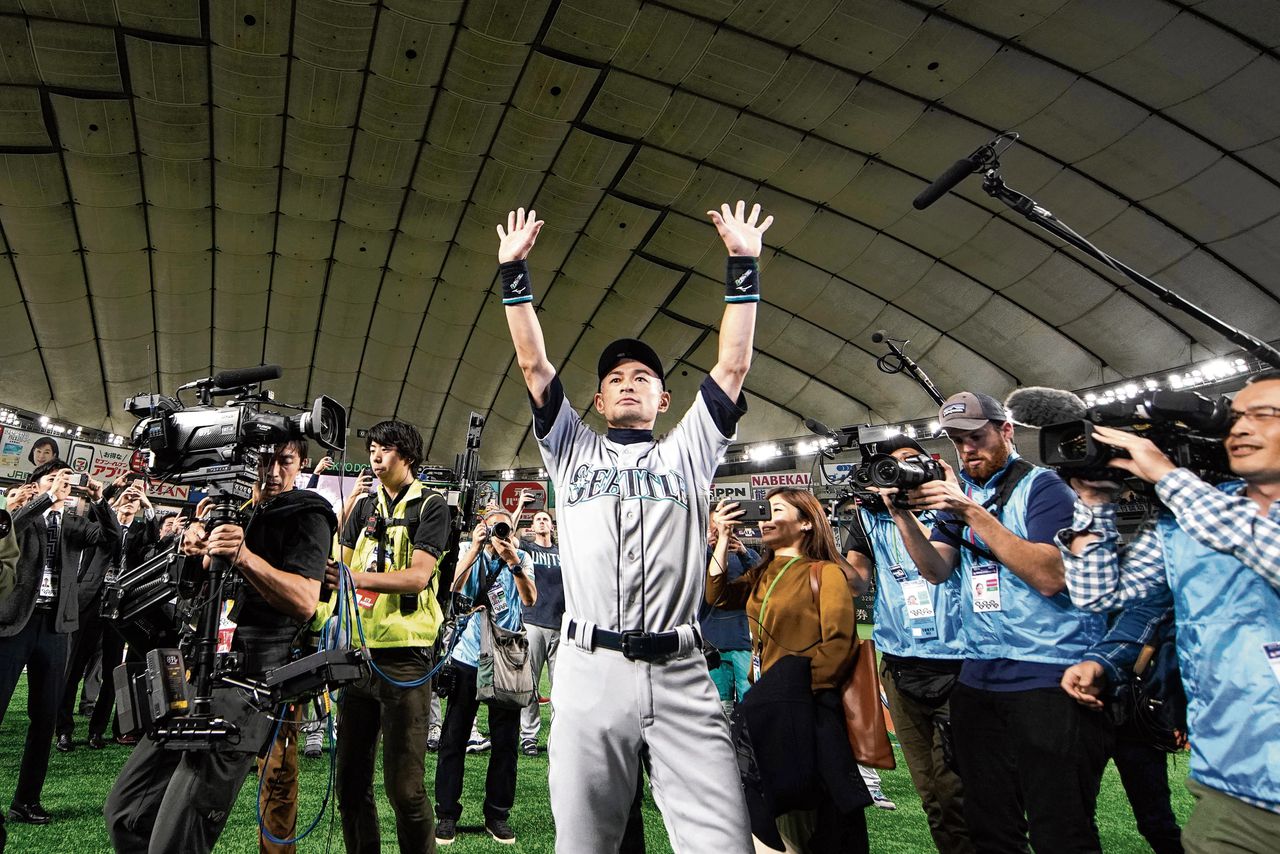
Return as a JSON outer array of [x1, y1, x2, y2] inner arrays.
[[56, 477, 159, 752], [1060, 371, 1280, 852], [435, 509, 536, 845], [844, 436, 972, 854], [330, 420, 449, 854], [887, 391, 1110, 853], [103, 439, 336, 853], [0, 462, 119, 827]]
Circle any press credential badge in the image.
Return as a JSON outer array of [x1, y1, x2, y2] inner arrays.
[[1265, 642, 1280, 688], [971, 564, 1002, 613]]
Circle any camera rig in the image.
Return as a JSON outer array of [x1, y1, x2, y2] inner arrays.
[[1039, 389, 1234, 486], [114, 365, 360, 750]]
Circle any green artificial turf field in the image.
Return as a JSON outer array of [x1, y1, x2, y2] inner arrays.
[[0, 670, 1193, 853]]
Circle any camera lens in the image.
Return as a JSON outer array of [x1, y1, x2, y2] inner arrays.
[[492, 521, 511, 540]]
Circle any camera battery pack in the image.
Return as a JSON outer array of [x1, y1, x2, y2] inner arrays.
[[146, 647, 190, 722]]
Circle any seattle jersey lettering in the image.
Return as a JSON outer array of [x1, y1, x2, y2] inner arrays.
[[565, 464, 689, 507]]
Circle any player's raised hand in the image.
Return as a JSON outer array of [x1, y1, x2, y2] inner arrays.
[[496, 207, 545, 264], [707, 200, 773, 258]]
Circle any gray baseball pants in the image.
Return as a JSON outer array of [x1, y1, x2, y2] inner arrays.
[[548, 623, 752, 854]]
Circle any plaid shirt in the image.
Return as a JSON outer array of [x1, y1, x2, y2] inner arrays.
[[1059, 467, 1280, 813], [1058, 468, 1280, 611]]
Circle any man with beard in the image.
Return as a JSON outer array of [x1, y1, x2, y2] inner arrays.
[[886, 391, 1111, 853]]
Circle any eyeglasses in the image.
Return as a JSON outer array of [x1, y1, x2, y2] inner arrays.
[[1227, 406, 1280, 426]]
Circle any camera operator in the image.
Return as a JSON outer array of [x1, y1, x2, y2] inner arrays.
[[103, 439, 336, 853], [328, 420, 450, 854], [1060, 371, 1280, 852], [886, 391, 1110, 852], [0, 462, 119, 827], [845, 435, 972, 854], [435, 509, 536, 845]]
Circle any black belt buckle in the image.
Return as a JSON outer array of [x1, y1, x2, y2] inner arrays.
[[618, 630, 648, 661]]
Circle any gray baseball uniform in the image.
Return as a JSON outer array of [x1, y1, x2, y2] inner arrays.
[[533, 373, 753, 854]]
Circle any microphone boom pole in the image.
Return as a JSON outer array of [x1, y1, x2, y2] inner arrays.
[[971, 150, 1280, 369], [872, 331, 947, 406]]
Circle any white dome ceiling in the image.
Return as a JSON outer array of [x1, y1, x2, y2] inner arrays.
[[0, 0, 1277, 468]]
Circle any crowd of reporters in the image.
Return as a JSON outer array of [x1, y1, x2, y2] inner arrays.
[[0, 368, 1274, 854]]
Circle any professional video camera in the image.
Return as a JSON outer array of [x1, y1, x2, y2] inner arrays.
[[849, 425, 945, 510], [125, 364, 345, 499], [1010, 387, 1233, 485], [115, 365, 362, 750]]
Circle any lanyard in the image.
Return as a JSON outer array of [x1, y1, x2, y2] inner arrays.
[[757, 555, 804, 644]]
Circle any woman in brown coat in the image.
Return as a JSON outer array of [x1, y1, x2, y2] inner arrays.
[[706, 486, 867, 853]]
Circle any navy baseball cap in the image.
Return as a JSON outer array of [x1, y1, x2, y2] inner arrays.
[[597, 338, 665, 384]]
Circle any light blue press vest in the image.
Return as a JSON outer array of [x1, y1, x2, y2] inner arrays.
[[953, 456, 1105, 665], [1159, 488, 1280, 808], [862, 509, 965, 659]]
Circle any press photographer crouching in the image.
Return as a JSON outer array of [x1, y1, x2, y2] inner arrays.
[[104, 439, 337, 853], [1060, 370, 1280, 853]]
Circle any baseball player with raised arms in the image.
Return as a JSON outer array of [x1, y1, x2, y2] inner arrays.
[[496, 202, 772, 853]]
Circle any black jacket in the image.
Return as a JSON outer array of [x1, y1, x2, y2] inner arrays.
[[734, 655, 871, 854], [3, 493, 121, 635]]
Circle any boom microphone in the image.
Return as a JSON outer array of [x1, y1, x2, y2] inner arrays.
[[1004, 387, 1088, 428], [912, 137, 1003, 210], [803, 417, 841, 441], [212, 364, 283, 389]]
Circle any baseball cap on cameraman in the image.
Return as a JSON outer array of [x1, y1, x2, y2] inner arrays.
[[938, 391, 1009, 431], [874, 434, 927, 456], [597, 338, 665, 385]]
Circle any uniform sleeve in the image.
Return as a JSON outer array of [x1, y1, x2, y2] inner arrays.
[[700, 375, 748, 438], [411, 494, 451, 558], [533, 375, 587, 482], [810, 562, 857, 689], [668, 376, 747, 485]]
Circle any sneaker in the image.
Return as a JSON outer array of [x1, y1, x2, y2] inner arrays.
[[435, 818, 457, 845], [485, 817, 516, 844], [427, 723, 442, 752], [521, 739, 538, 756], [466, 733, 491, 754], [303, 742, 322, 759], [868, 787, 897, 810]]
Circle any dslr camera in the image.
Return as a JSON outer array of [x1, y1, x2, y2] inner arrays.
[[1039, 389, 1232, 485], [851, 425, 945, 510]]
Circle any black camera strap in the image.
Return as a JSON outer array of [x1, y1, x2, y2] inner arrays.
[[936, 458, 1036, 563]]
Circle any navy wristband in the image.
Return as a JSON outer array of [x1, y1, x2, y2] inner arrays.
[[725, 257, 760, 302], [500, 260, 534, 305]]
